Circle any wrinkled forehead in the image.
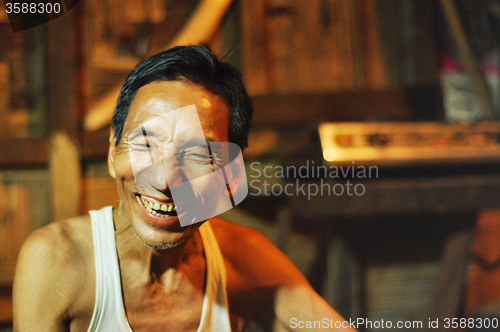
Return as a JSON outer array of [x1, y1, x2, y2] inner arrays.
[[123, 80, 229, 142], [128, 104, 208, 149]]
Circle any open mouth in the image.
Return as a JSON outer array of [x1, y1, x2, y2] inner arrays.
[[136, 194, 178, 218]]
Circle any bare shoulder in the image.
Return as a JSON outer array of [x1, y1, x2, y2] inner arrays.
[[208, 217, 308, 287], [13, 215, 94, 329], [18, 214, 93, 270], [208, 216, 274, 260]]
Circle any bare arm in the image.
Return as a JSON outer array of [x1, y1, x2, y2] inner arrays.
[[213, 219, 357, 332], [262, 284, 357, 332], [13, 223, 80, 331], [254, 246, 358, 332]]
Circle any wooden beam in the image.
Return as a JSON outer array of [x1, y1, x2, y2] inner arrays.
[[0, 138, 49, 167], [251, 86, 440, 127], [360, 0, 388, 88], [83, 0, 234, 132]]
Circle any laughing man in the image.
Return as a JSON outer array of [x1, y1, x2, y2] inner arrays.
[[13, 45, 357, 332]]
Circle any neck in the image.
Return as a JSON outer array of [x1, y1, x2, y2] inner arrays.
[[112, 207, 205, 285]]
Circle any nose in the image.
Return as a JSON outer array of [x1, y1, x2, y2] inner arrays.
[[136, 156, 183, 191]]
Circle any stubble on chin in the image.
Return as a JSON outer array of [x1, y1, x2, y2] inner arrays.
[[129, 221, 195, 250]]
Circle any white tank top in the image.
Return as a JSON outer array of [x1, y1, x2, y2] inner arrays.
[[87, 206, 232, 332]]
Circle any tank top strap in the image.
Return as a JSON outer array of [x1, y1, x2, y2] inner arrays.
[[87, 206, 132, 332], [198, 221, 232, 332]]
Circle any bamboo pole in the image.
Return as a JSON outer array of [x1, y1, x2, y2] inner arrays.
[[439, 0, 496, 120], [84, 0, 234, 132]]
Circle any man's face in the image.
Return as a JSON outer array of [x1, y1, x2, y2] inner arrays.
[[108, 80, 230, 249]]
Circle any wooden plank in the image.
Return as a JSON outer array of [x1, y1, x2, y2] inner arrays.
[[359, 0, 388, 88], [240, 0, 270, 94], [266, 0, 295, 93], [0, 138, 49, 167], [373, 0, 404, 85], [412, 0, 439, 85], [45, 4, 81, 142], [332, 0, 364, 89]]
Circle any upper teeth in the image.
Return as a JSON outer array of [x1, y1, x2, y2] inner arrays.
[[140, 196, 176, 215]]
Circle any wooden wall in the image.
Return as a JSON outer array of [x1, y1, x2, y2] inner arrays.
[[240, 0, 439, 95], [0, 0, 444, 326]]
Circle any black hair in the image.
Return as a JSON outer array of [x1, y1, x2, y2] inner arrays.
[[112, 45, 253, 150]]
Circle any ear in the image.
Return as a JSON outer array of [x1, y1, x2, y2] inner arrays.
[[108, 127, 117, 179]]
